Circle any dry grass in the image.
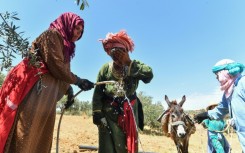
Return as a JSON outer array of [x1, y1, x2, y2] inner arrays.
[[52, 115, 242, 153]]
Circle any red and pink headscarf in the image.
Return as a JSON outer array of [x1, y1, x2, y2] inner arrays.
[[100, 30, 135, 55], [49, 12, 84, 62]]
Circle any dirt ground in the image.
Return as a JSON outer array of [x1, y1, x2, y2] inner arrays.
[[51, 115, 242, 153]]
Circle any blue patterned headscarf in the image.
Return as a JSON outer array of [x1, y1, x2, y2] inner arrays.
[[212, 59, 244, 76]]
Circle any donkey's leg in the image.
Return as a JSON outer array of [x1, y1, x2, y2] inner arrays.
[[173, 139, 183, 153], [182, 136, 190, 153]]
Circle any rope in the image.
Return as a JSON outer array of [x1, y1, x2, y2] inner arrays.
[[213, 121, 231, 133], [228, 127, 233, 151], [200, 131, 205, 153], [202, 120, 231, 133]]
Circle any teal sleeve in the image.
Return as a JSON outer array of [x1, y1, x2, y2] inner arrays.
[[203, 119, 210, 127]]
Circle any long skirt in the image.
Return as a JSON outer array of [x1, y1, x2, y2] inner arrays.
[[4, 74, 66, 153]]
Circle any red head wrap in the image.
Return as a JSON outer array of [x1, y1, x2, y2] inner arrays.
[[100, 30, 134, 55], [49, 12, 84, 62]]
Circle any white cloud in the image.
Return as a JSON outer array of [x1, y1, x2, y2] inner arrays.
[[183, 86, 223, 110]]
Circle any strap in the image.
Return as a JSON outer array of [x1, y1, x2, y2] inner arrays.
[[171, 121, 186, 127]]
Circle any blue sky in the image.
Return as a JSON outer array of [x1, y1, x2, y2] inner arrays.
[[1, 0, 245, 110]]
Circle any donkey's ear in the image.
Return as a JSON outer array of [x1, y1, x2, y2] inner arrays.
[[179, 95, 186, 107], [165, 95, 171, 107]]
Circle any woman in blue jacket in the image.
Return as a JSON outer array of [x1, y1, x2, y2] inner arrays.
[[194, 59, 245, 151]]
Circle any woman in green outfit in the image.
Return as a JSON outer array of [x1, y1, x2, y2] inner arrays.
[[92, 30, 153, 153]]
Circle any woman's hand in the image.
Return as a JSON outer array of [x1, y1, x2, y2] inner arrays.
[[75, 77, 94, 91], [110, 48, 131, 66]]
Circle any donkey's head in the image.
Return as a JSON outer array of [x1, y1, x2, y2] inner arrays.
[[165, 95, 187, 138]]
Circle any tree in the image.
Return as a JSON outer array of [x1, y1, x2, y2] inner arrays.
[[138, 91, 164, 133], [75, 0, 89, 10], [80, 100, 92, 116], [0, 12, 30, 71], [0, 72, 5, 87], [0, 3, 90, 71], [56, 96, 67, 110], [57, 95, 81, 115]]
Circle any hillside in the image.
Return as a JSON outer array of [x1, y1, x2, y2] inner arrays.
[[52, 115, 242, 153]]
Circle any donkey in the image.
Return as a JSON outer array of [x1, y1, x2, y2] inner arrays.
[[159, 95, 196, 153]]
